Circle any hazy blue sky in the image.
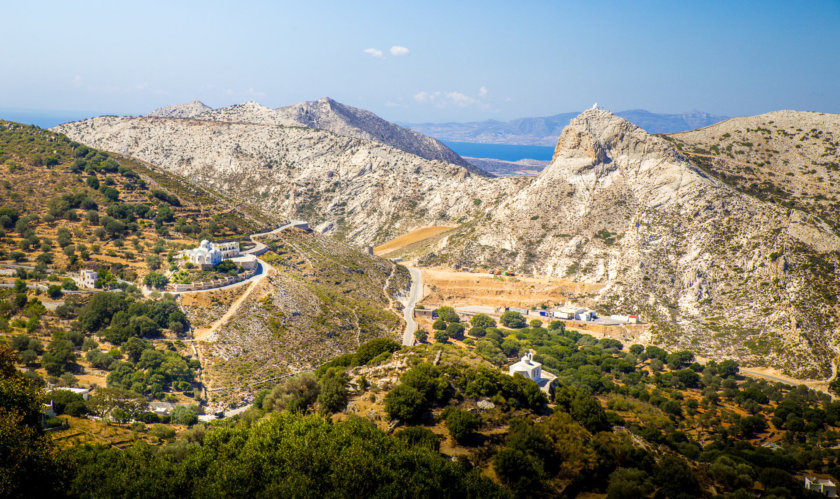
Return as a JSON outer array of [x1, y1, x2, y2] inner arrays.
[[1, 0, 838, 122]]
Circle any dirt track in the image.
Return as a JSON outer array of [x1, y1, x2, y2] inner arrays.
[[419, 268, 605, 309]]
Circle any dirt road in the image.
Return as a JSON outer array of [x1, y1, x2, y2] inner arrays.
[[402, 267, 423, 346]]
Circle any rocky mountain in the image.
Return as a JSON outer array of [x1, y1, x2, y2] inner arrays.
[[405, 109, 728, 146], [662, 110, 840, 235], [53, 115, 507, 246], [147, 99, 213, 119], [146, 97, 475, 169], [427, 110, 840, 378]]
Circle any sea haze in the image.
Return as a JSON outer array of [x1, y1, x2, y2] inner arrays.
[[442, 141, 555, 162]]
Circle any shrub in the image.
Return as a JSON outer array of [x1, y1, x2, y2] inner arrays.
[[445, 323, 465, 340], [500, 311, 526, 328], [444, 408, 481, 444]]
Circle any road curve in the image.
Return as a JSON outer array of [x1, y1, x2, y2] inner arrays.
[[402, 267, 423, 346]]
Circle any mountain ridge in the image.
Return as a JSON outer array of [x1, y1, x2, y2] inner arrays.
[[404, 109, 729, 146]]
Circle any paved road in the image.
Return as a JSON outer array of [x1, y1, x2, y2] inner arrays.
[[169, 259, 268, 297], [402, 267, 423, 346]]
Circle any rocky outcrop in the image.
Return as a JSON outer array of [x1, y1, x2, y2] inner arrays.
[[147, 100, 212, 119]]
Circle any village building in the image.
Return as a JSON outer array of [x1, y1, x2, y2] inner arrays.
[[79, 269, 99, 289], [509, 352, 542, 382], [507, 351, 557, 394], [805, 476, 838, 497], [149, 401, 175, 414], [186, 240, 241, 270], [552, 306, 592, 321]]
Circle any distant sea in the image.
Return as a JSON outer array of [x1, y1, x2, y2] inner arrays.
[[442, 141, 554, 162], [0, 108, 103, 129]]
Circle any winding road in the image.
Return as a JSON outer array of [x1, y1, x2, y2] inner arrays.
[[401, 267, 423, 346]]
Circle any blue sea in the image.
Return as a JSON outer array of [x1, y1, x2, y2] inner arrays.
[[442, 141, 554, 162], [0, 108, 103, 129]]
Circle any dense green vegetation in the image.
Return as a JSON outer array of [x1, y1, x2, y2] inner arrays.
[[5, 321, 840, 497]]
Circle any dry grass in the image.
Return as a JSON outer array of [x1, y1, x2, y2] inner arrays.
[[374, 226, 458, 256]]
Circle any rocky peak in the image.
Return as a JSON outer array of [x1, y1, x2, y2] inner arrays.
[[146, 99, 213, 119]]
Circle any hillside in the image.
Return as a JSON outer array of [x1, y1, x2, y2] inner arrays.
[[183, 227, 408, 409], [53, 115, 508, 245], [276, 97, 477, 170], [405, 109, 729, 146], [426, 110, 840, 378], [663, 110, 840, 235], [0, 120, 407, 411]]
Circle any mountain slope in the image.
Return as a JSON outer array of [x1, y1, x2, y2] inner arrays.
[[53, 115, 507, 246], [275, 97, 477, 170], [663, 110, 840, 235], [429, 109, 840, 377], [405, 109, 728, 146]]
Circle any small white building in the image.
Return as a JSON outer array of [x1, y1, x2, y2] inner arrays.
[[509, 352, 542, 382], [805, 476, 837, 497], [214, 241, 240, 259], [553, 306, 588, 320], [79, 270, 99, 289], [188, 240, 223, 269], [149, 401, 175, 414]]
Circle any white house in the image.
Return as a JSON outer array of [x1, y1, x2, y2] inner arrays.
[[79, 270, 99, 289], [509, 352, 542, 382], [805, 476, 838, 497]]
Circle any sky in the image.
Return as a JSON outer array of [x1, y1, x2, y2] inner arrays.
[[1, 0, 839, 123]]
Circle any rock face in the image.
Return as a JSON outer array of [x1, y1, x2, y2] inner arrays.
[[432, 110, 840, 377], [147, 100, 212, 119], [54, 107, 840, 378]]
